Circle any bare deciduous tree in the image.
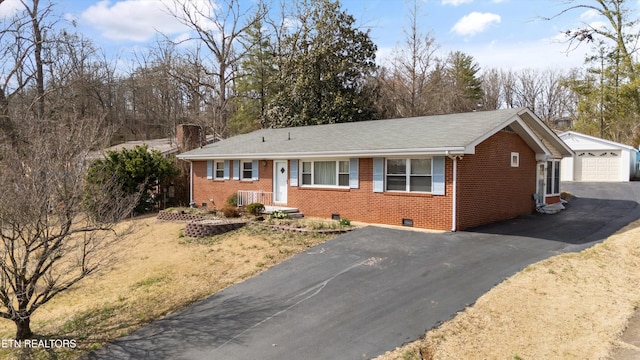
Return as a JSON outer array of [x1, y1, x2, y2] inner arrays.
[[480, 68, 501, 110], [166, 0, 261, 138], [480, 68, 578, 128], [0, 114, 137, 340], [0, 0, 138, 340], [383, 0, 438, 117]]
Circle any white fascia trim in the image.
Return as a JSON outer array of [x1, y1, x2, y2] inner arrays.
[[463, 115, 556, 158], [519, 109, 574, 156], [177, 147, 467, 160], [559, 130, 636, 151], [463, 116, 519, 153], [512, 118, 554, 155]]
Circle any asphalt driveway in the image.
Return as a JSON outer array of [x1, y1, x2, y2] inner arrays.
[[86, 182, 640, 360]]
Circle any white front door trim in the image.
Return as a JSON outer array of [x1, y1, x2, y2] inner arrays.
[[273, 160, 288, 204]]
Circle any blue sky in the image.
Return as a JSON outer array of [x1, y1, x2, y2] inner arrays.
[[2, 0, 627, 71]]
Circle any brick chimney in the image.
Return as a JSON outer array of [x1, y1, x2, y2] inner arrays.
[[176, 124, 204, 153]]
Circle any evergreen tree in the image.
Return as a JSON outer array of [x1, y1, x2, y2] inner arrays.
[[86, 146, 179, 215], [264, 0, 378, 127], [230, 10, 276, 133], [446, 51, 484, 112]]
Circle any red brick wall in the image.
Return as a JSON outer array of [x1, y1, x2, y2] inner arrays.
[[545, 195, 560, 204], [456, 130, 537, 230], [192, 160, 273, 209], [190, 130, 537, 231], [287, 158, 454, 230], [191, 158, 454, 230]]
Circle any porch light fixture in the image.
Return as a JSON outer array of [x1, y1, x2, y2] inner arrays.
[[262, 160, 267, 167]]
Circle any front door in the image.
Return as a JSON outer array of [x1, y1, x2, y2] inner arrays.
[[274, 160, 288, 204]]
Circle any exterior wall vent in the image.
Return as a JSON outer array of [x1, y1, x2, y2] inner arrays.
[[402, 218, 414, 227], [331, 213, 340, 220]]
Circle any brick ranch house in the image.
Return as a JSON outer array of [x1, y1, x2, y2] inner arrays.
[[177, 107, 573, 231]]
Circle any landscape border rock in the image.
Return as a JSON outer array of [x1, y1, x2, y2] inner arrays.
[[184, 221, 246, 238], [157, 210, 207, 222], [158, 211, 355, 237], [258, 223, 354, 234]]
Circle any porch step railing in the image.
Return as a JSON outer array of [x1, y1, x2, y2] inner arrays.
[[237, 190, 273, 207]]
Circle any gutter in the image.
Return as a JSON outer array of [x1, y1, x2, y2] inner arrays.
[[176, 147, 467, 161]]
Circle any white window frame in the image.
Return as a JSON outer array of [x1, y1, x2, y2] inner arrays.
[[300, 159, 350, 188], [385, 158, 433, 193], [511, 152, 520, 167], [546, 160, 561, 196], [241, 160, 253, 180], [214, 160, 225, 180]]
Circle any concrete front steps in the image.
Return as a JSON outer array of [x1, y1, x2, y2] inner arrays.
[[263, 206, 304, 219]]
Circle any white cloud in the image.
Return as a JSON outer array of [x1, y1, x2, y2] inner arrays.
[[450, 37, 587, 71], [80, 0, 215, 42], [375, 46, 395, 68], [172, 32, 192, 45], [0, 0, 22, 18], [588, 20, 607, 31], [378, 37, 586, 72], [580, 9, 600, 21], [442, 0, 474, 5], [451, 12, 501, 36]]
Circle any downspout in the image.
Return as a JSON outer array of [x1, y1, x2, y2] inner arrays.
[[188, 160, 194, 207], [451, 156, 458, 232], [446, 152, 460, 232]]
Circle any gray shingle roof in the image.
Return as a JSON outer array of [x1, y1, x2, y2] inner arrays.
[[178, 108, 568, 160]]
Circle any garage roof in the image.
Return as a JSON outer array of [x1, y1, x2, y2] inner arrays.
[[559, 131, 637, 152]]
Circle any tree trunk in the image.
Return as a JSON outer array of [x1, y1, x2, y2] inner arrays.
[[15, 317, 33, 340]]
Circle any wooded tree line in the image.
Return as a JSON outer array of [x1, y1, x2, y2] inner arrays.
[[2, 0, 638, 145]]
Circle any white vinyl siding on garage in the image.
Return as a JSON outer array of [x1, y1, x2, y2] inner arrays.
[[575, 151, 621, 182], [559, 131, 637, 182]]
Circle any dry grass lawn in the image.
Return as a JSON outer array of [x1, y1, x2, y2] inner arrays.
[[0, 215, 337, 359], [377, 219, 640, 360], [4, 211, 640, 360]]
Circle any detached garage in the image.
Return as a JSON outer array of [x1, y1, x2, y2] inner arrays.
[[559, 131, 639, 182]]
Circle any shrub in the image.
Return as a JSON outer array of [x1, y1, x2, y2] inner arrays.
[[560, 191, 574, 201], [226, 193, 238, 207], [269, 210, 291, 219], [221, 205, 240, 218], [86, 145, 179, 216], [339, 218, 351, 227], [246, 202, 265, 216]]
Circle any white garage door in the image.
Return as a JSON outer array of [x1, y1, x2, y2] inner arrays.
[[575, 151, 621, 181]]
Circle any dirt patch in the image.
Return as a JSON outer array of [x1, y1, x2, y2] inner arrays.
[[0, 217, 336, 359], [377, 219, 640, 360]]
